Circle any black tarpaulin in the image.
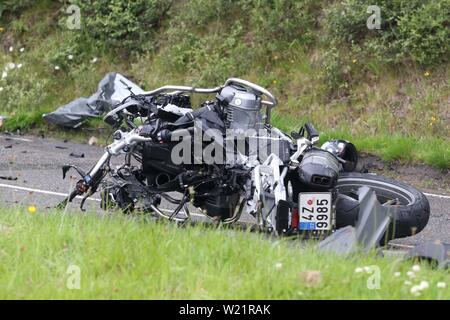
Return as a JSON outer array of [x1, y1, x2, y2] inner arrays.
[[43, 73, 144, 128]]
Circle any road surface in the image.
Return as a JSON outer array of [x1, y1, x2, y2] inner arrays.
[[1, 133, 449, 248]]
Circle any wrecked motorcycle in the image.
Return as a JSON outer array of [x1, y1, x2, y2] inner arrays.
[[60, 78, 430, 243]]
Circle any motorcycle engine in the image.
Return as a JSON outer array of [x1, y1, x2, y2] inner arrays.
[[297, 149, 341, 190], [217, 85, 263, 130]]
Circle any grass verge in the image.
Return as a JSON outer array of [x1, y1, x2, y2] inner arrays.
[[271, 113, 450, 170], [0, 207, 448, 299]]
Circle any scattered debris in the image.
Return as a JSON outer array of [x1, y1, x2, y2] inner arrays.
[[318, 186, 392, 255], [3, 144, 12, 149], [299, 270, 322, 288], [318, 226, 357, 255], [0, 176, 18, 181], [88, 136, 98, 146], [55, 145, 68, 149], [69, 152, 85, 158], [404, 240, 449, 269]]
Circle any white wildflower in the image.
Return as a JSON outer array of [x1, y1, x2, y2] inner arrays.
[[6, 62, 15, 70], [406, 271, 415, 278], [68, 54, 73, 60], [394, 272, 401, 277], [363, 266, 371, 273], [91, 57, 98, 63], [436, 282, 446, 289], [354, 267, 363, 273], [19, 47, 25, 52], [410, 285, 421, 296], [412, 265, 421, 272], [1, 71, 7, 79], [418, 281, 429, 290], [17, 63, 22, 69], [54, 66, 60, 71], [275, 262, 283, 270], [404, 280, 412, 286], [0, 87, 3, 92], [9, 46, 13, 52]]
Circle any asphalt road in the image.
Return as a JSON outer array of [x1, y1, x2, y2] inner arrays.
[[0, 133, 449, 247]]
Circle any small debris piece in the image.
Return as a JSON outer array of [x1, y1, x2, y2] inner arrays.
[[404, 240, 449, 269], [4, 145, 12, 149], [0, 176, 18, 181], [55, 145, 68, 149], [299, 270, 322, 288], [88, 136, 98, 146], [69, 152, 85, 158], [318, 187, 391, 255]]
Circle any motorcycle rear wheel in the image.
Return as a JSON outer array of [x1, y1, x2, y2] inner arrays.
[[335, 172, 430, 242]]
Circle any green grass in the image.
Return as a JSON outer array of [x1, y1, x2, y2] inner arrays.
[[272, 113, 450, 169], [0, 207, 448, 299]]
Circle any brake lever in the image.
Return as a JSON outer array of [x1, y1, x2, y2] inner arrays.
[[62, 165, 87, 180]]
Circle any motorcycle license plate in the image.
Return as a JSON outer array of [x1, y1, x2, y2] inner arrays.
[[298, 192, 332, 231]]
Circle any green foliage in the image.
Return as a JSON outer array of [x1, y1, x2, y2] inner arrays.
[[249, 0, 318, 49], [72, 0, 172, 54], [0, 0, 34, 18], [396, 1, 450, 66], [159, 0, 318, 84], [0, 67, 48, 116], [0, 67, 49, 130], [324, 0, 450, 66]]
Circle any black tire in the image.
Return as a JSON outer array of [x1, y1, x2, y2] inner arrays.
[[335, 172, 430, 241]]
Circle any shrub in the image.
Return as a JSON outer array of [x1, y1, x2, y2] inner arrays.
[[249, 0, 318, 49], [72, 0, 172, 54], [0, 67, 49, 117], [324, 0, 450, 66], [0, 0, 34, 18]]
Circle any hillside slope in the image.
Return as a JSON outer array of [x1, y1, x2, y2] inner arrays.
[[0, 0, 449, 168]]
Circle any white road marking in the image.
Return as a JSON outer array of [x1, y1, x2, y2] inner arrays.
[[1, 182, 449, 200], [0, 183, 204, 217], [0, 183, 101, 201], [423, 192, 450, 200], [0, 136, 33, 142]]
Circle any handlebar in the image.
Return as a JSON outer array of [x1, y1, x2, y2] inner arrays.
[[224, 78, 277, 108], [141, 85, 223, 96], [104, 78, 278, 125]]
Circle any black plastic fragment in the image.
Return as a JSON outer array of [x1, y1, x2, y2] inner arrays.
[[69, 152, 85, 158], [0, 176, 18, 181]]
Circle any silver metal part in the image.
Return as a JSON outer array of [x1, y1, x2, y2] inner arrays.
[[318, 186, 393, 255]]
